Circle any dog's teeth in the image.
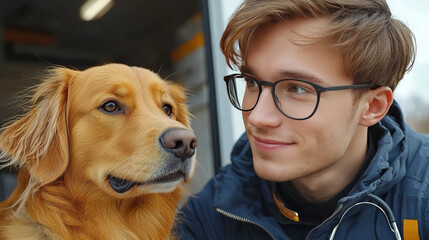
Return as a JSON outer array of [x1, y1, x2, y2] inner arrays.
[[108, 175, 136, 193]]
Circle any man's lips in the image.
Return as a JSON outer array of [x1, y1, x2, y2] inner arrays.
[[253, 136, 295, 151]]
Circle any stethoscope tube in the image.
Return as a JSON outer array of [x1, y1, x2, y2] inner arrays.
[[329, 194, 401, 240]]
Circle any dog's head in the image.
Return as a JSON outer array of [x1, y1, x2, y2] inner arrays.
[[0, 63, 197, 199]]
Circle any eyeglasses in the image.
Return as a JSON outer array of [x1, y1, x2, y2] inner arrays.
[[224, 74, 379, 120]]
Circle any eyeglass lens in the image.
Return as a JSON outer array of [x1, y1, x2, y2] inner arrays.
[[227, 75, 318, 119]]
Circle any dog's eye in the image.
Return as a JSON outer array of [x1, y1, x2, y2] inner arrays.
[[100, 101, 121, 113], [162, 104, 173, 117]]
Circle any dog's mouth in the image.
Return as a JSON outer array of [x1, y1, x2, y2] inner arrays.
[[108, 175, 138, 193], [108, 171, 186, 194]]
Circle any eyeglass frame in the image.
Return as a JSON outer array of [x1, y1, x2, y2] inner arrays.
[[224, 73, 380, 120]]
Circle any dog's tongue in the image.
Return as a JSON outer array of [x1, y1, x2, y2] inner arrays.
[[108, 175, 137, 193]]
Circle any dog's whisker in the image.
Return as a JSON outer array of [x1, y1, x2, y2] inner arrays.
[[111, 161, 135, 178], [109, 153, 153, 180], [156, 65, 163, 75], [116, 162, 138, 179], [195, 160, 210, 179], [108, 156, 134, 172], [108, 155, 141, 176], [163, 70, 179, 81], [129, 161, 151, 183]]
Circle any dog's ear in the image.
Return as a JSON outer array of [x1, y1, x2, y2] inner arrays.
[[0, 67, 75, 185], [167, 83, 191, 127]]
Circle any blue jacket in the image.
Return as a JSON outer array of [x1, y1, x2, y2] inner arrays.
[[176, 102, 429, 239]]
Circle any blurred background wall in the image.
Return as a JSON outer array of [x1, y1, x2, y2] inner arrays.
[[387, 0, 429, 133]]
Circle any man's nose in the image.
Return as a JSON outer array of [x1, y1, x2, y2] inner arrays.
[[247, 88, 282, 127]]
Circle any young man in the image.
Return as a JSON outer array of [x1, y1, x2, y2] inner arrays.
[[176, 0, 429, 239]]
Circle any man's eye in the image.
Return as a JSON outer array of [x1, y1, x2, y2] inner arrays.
[[163, 104, 173, 117], [284, 82, 314, 95], [100, 101, 121, 113], [245, 78, 258, 88], [289, 85, 308, 94]]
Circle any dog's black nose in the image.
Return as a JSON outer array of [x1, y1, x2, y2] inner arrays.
[[159, 128, 197, 160]]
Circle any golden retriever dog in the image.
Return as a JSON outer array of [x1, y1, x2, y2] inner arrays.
[[0, 63, 197, 240]]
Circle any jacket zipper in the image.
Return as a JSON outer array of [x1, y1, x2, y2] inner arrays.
[[214, 208, 276, 240], [305, 204, 343, 240]]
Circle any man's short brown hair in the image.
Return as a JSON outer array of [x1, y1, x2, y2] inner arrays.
[[220, 0, 416, 91]]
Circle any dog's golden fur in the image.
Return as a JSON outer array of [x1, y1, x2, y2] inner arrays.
[[0, 63, 197, 240]]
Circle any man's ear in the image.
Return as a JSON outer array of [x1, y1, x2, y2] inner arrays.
[[359, 86, 393, 127]]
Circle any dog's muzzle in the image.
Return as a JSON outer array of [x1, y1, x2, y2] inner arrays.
[[108, 128, 197, 194]]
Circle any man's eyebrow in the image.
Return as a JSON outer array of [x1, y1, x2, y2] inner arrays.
[[240, 65, 327, 85], [279, 70, 326, 85], [239, 65, 254, 75]]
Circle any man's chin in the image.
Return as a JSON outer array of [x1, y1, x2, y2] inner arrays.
[[253, 162, 290, 182]]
